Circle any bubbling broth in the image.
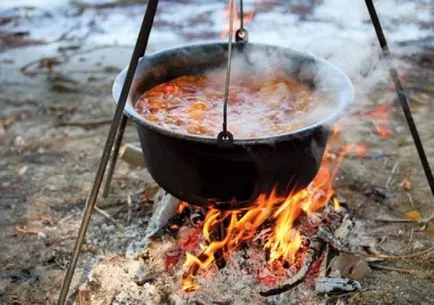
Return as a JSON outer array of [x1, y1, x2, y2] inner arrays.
[[135, 70, 327, 138]]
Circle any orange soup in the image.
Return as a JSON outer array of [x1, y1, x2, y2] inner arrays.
[[135, 72, 322, 138]]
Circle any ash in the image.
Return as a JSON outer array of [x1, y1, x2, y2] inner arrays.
[[78, 192, 357, 305]]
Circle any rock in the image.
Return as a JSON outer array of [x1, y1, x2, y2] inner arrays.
[[51, 80, 80, 93], [330, 253, 371, 280], [349, 260, 371, 281], [101, 224, 116, 234], [133, 267, 154, 286]]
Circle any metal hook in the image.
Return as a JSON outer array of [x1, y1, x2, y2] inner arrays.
[[235, 0, 248, 43], [217, 130, 234, 147]]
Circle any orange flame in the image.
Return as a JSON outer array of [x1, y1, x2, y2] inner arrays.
[[177, 201, 189, 214], [181, 126, 358, 292]]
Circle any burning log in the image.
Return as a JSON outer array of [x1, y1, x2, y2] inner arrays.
[[259, 238, 326, 296], [213, 222, 228, 270]]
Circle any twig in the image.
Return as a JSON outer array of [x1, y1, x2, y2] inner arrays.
[[370, 263, 434, 280], [385, 161, 400, 189], [343, 246, 433, 261], [52, 22, 81, 43], [127, 194, 133, 226], [15, 226, 39, 236], [58, 118, 112, 129], [407, 228, 414, 246], [259, 239, 325, 296], [20, 56, 63, 76], [376, 213, 434, 226], [405, 192, 414, 207], [94, 206, 120, 227], [20, 45, 130, 76]]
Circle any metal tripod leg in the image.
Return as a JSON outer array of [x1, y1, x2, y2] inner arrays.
[[103, 115, 128, 198], [364, 0, 434, 196], [56, 1, 160, 304]]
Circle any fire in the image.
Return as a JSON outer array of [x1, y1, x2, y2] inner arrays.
[[364, 104, 393, 138], [220, 1, 255, 39], [181, 126, 358, 292], [176, 201, 189, 214]]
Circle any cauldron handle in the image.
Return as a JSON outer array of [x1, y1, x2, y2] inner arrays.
[[235, 0, 248, 43], [218, 0, 249, 147], [218, 0, 236, 146]]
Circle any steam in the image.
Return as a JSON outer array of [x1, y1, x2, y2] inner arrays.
[[193, 0, 430, 142], [219, 1, 416, 141], [200, 45, 354, 138], [245, 0, 427, 90]]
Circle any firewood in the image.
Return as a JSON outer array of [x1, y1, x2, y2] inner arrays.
[[119, 144, 145, 168], [259, 238, 326, 296]]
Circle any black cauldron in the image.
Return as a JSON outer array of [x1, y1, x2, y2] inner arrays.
[[113, 42, 353, 209]]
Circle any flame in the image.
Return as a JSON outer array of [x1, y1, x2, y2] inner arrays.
[[177, 201, 189, 214], [181, 126, 358, 291], [364, 104, 393, 138], [220, 1, 255, 39]]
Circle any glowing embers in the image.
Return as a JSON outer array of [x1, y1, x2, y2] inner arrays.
[[364, 104, 393, 138]]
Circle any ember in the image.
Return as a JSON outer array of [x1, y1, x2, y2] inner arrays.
[[364, 104, 393, 138]]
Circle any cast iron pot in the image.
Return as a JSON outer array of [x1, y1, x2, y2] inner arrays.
[[113, 42, 354, 210]]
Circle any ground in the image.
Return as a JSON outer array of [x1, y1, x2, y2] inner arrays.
[[0, 1, 433, 304]]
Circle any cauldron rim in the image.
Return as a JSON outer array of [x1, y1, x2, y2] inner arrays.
[[113, 41, 354, 145]]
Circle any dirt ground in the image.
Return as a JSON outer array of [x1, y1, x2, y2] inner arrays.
[[0, 1, 433, 304]]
